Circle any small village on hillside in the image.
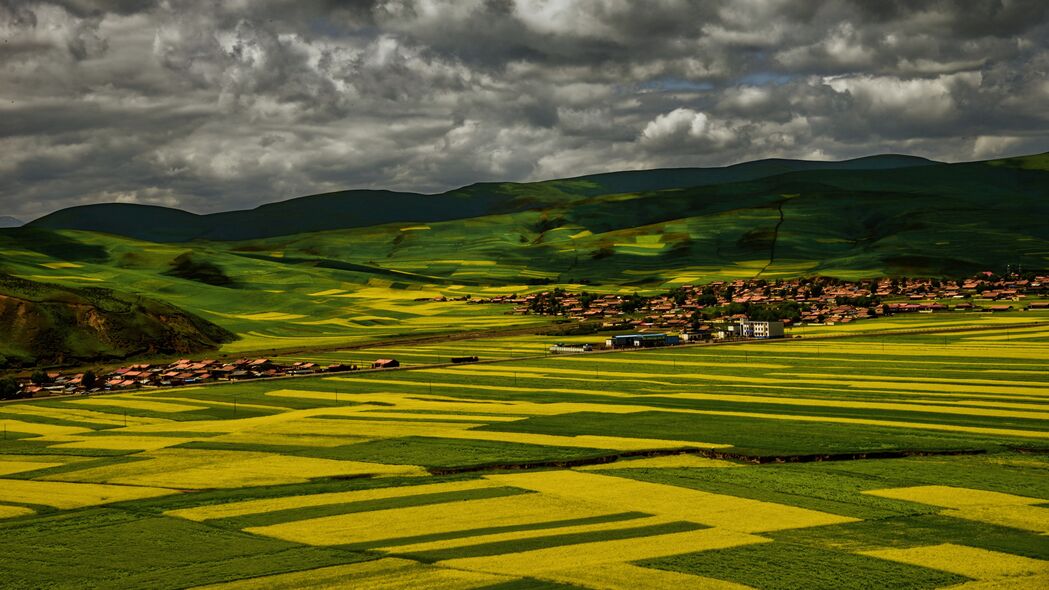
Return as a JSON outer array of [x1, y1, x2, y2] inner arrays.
[[468, 272, 1049, 331], [3, 272, 1045, 401]]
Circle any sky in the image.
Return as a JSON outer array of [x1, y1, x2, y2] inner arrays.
[[2, 0, 1048, 221]]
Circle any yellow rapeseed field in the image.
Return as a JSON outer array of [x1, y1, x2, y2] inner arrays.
[[381, 515, 671, 554], [67, 397, 207, 413], [863, 485, 1044, 508], [575, 454, 740, 471], [45, 448, 425, 489], [47, 436, 200, 451], [0, 404, 170, 426], [0, 460, 64, 476], [439, 528, 769, 576], [557, 355, 788, 370], [192, 558, 512, 590], [864, 485, 1049, 534], [662, 392, 1049, 421], [0, 505, 35, 519], [862, 544, 1049, 580], [486, 471, 857, 533], [205, 432, 371, 448], [322, 378, 637, 399], [662, 408, 1049, 440], [0, 479, 176, 508], [0, 419, 91, 437], [168, 479, 499, 522], [940, 505, 1049, 534], [546, 563, 754, 590], [246, 492, 617, 546]]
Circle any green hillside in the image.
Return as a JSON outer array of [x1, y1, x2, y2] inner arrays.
[[27, 154, 937, 242], [0, 273, 235, 368], [2, 152, 1046, 364]]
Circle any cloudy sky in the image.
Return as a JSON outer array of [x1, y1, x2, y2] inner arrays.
[[2, 0, 1048, 220]]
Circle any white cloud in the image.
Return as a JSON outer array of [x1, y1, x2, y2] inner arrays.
[[640, 108, 739, 152]]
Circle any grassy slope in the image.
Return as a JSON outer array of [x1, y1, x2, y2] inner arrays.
[[0, 273, 235, 366], [26, 154, 938, 242], [1, 152, 1046, 362]]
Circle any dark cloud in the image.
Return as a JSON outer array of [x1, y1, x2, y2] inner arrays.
[[1, 0, 1047, 220]]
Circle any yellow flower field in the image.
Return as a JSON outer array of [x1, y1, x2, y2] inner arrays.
[[192, 558, 512, 590], [322, 377, 637, 399], [662, 392, 1049, 421], [168, 479, 500, 522], [46, 435, 200, 451], [544, 563, 754, 590], [0, 404, 170, 426], [0, 505, 35, 519], [575, 454, 740, 471], [67, 397, 208, 413], [486, 471, 857, 533], [246, 492, 618, 546], [864, 485, 1049, 534], [381, 514, 673, 554], [43, 448, 425, 489], [863, 485, 1045, 509], [0, 479, 176, 509], [940, 505, 1049, 534], [440, 528, 770, 576], [0, 419, 91, 437], [0, 459, 65, 476], [862, 544, 1049, 580]]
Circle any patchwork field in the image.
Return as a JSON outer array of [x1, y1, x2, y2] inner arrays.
[[1, 324, 1047, 589]]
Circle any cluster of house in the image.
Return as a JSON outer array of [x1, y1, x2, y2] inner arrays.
[[470, 273, 1048, 331], [12, 357, 407, 397], [551, 319, 788, 355]]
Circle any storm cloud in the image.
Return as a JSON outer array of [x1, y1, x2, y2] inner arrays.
[[2, 0, 1047, 219]]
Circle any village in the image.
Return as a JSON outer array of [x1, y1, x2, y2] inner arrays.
[[3, 272, 1045, 401], [0, 357, 378, 400], [468, 272, 1049, 333]]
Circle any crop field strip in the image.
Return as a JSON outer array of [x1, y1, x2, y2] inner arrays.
[[1, 320, 1048, 589]]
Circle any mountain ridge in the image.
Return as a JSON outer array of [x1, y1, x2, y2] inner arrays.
[[27, 154, 940, 242]]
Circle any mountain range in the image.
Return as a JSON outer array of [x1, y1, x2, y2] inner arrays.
[[28, 154, 937, 242]]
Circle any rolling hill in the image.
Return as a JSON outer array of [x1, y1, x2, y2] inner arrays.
[[2, 151, 1046, 366], [28, 154, 938, 242], [0, 273, 235, 368]]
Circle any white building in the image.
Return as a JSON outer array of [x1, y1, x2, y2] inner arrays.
[[716, 319, 785, 339], [740, 319, 784, 339]]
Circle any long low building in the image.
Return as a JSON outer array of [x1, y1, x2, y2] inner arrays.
[[605, 333, 681, 349]]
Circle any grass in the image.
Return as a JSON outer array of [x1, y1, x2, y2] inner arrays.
[[4, 152, 1048, 366], [640, 542, 969, 590], [0, 321, 1045, 588], [0, 508, 369, 590], [183, 436, 622, 469]]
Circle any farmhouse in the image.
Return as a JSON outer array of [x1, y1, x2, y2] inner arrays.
[[372, 358, 400, 369]]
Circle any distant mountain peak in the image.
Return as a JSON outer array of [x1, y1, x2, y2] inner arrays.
[[0, 216, 24, 228]]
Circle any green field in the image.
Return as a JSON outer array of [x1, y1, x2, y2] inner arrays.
[[2, 151, 1047, 366], [1, 322, 1047, 589]]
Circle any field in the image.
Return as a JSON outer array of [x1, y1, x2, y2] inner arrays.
[[1, 318, 1047, 589], [3, 151, 1048, 365]]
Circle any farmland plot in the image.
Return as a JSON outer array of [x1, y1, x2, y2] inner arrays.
[[0, 326, 1047, 588]]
